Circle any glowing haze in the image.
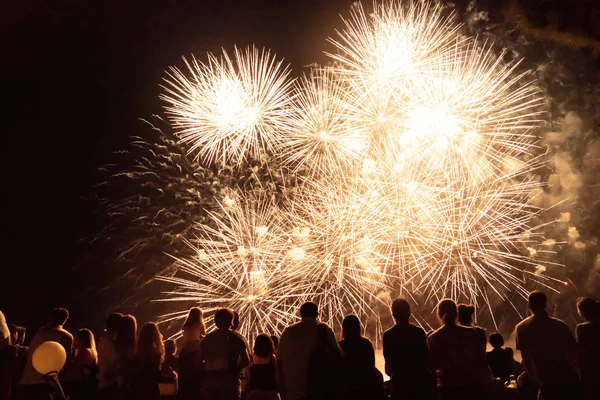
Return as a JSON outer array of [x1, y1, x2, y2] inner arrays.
[[156, 0, 565, 340]]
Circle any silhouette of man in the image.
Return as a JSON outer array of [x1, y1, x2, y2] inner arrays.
[[383, 298, 432, 400], [277, 302, 339, 400], [515, 290, 580, 400]]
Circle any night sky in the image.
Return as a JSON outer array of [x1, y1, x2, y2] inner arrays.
[[1, 0, 598, 336], [1, 0, 358, 332]]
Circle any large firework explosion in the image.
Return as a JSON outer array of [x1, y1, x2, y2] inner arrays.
[[147, 0, 570, 341], [96, 0, 600, 342]]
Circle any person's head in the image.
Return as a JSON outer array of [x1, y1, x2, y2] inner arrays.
[[270, 335, 279, 349], [437, 298, 457, 325], [232, 311, 240, 331], [577, 297, 596, 322], [527, 290, 547, 315], [116, 314, 137, 352], [51, 308, 69, 328], [300, 302, 318, 319], [75, 328, 97, 354], [342, 315, 362, 340], [457, 304, 475, 326], [164, 339, 177, 355], [137, 322, 165, 368], [105, 313, 124, 337], [253, 333, 275, 358], [489, 332, 504, 349], [391, 298, 411, 324], [182, 307, 207, 338], [214, 308, 235, 330]]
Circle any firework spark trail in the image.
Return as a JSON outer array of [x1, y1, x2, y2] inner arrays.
[[151, 0, 566, 336], [280, 68, 368, 178], [157, 192, 302, 339], [161, 46, 295, 165]]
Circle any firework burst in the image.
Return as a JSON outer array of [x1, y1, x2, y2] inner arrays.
[[161, 46, 295, 165], [146, 0, 565, 335]]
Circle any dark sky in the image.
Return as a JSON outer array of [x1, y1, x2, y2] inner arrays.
[[0, 0, 359, 332]]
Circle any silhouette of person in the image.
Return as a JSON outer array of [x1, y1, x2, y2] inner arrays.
[[486, 332, 515, 382], [428, 299, 490, 400], [339, 315, 384, 400], [115, 314, 138, 400], [383, 298, 432, 400], [18, 307, 74, 398], [246, 333, 279, 400], [178, 307, 206, 399], [457, 304, 486, 348], [97, 312, 123, 400], [276, 302, 340, 400], [200, 308, 250, 400], [129, 322, 165, 400], [63, 328, 99, 399], [575, 297, 600, 400], [515, 290, 580, 400]]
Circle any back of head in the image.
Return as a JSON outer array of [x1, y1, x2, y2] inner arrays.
[[138, 322, 164, 367], [300, 302, 318, 319], [76, 328, 96, 351], [437, 298, 457, 325], [577, 297, 596, 321], [51, 307, 69, 327], [253, 333, 275, 358], [116, 314, 138, 351], [182, 307, 206, 336], [214, 308, 234, 330], [391, 298, 411, 324], [164, 339, 176, 355], [457, 304, 475, 326], [527, 291, 547, 315], [342, 315, 362, 340], [105, 313, 124, 334], [489, 332, 504, 349]]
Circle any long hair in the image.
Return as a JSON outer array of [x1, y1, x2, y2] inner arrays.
[[76, 328, 98, 359], [342, 315, 362, 340], [116, 314, 137, 354], [182, 307, 206, 337], [137, 322, 165, 369], [253, 333, 275, 358]]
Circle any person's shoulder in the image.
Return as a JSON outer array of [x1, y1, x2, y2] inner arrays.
[[408, 323, 426, 335], [230, 330, 248, 345], [77, 348, 96, 365], [516, 316, 533, 331], [548, 316, 570, 331], [283, 320, 304, 332], [427, 326, 444, 340], [60, 328, 74, 339]]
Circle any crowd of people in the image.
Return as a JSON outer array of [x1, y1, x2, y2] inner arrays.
[[1, 291, 598, 400]]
